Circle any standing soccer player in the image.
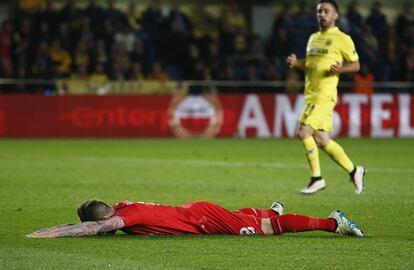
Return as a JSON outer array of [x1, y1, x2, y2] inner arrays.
[[286, 0, 366, 194]]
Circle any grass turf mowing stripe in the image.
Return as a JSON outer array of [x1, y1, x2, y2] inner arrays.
[[2, 152, 414, 174]]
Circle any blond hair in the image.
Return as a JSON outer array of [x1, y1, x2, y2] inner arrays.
[[77, 199, 113, 222]]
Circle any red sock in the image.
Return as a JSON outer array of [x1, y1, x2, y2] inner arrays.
[[270, 214, 336, 235]]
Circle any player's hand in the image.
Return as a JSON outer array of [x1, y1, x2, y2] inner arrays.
[[329, 61, 342, 73], [286, 54, 297, 69], [26, 224, 75, 238]]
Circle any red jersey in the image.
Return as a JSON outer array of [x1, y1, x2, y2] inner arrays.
[[113, 201, 276, 236]]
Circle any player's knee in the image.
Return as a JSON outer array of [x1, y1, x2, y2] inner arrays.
[[296, 125, 313, 140], [314, 136, 328, 148], [269, 216, 283, 235], [313, 136, 322, 147], [296, 129, 308, 140]]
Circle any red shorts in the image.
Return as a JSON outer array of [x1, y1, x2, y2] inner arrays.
[[183, 201, 266, 236]]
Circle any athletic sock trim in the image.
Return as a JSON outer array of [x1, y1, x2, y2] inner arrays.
[[310, 176, 323, 181], [349, 166, 357, 178], [269, 216, 283, 235], [329, 218, 339, 231]]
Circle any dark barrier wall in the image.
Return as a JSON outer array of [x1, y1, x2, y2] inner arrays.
[[0, 94, 413, 138]]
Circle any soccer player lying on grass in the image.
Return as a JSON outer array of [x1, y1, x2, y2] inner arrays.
[[27, 199, 363, 238]]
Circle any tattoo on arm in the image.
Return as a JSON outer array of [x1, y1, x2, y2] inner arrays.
[[26, 217, 124, 238]]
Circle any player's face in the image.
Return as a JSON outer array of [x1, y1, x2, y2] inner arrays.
[[316, 3, 338, 30]]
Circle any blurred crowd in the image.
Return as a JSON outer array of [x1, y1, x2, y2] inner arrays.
[[0, 0, 413, 94]]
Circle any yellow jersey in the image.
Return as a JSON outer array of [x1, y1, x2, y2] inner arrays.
[[304, 27, 358, 102]]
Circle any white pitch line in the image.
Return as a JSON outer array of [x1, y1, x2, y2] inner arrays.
[[2, 153, 413, 174], [105, 157, 414, 174]]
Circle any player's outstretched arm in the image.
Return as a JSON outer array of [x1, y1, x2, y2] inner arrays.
[[26, 216, 124, 238]]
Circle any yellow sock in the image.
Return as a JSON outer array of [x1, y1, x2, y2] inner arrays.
[[323, 140, 354, 173], [302, 136, 321, 177]]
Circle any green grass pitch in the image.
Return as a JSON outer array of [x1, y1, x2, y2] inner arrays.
[[1, 138, 413, 269]]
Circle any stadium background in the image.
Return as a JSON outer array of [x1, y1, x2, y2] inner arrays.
[[0, 0, 413, 138], [1, 1, 414, 270], [1, 0, 413, 89]]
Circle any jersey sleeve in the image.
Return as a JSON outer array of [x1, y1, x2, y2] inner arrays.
[[341, 35, 359, 62], [113, 202, 144, 227], [305, 34, 315, 55]]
